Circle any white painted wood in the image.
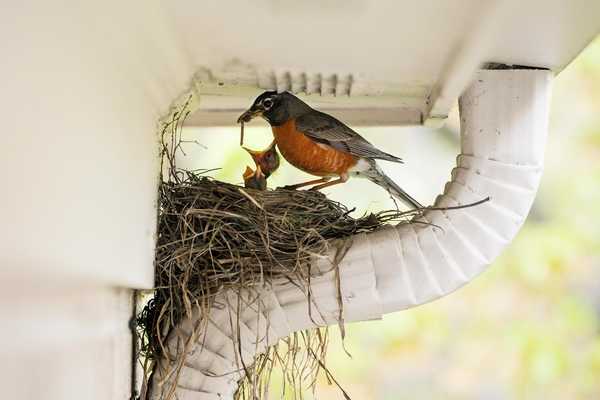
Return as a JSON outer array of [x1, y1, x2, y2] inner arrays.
[[186, 106, 423, 127], [150, 69, 552, 398], [0, 1, 193, 288], [173, 0, 600, 126], [428, 0, 600, 121], [1, 285, 133, 400], [1, 2, 190, 399], [425, 0, 513, 121]]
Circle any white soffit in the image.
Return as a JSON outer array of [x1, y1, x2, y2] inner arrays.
[[174, 0, 600, 127]]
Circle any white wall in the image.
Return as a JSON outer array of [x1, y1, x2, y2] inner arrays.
[[1, 2, 193, 398], [2, 286, 133, 399]]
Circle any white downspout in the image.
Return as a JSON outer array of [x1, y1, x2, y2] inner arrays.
[[150, 68, 551, 399]]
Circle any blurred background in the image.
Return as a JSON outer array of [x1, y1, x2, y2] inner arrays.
[[179, 37, 600, 399]]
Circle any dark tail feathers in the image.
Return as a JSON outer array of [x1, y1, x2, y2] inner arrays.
[[367, 167, 423, 209]]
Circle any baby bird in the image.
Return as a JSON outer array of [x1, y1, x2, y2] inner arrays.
[[242, 141, 280, 190], [242, 165, 267, 190], [242, 140, 280, 178]]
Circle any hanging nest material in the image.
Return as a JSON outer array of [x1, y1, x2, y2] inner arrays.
[[136, 94, 487, 400], [138, 172, 422, 398]]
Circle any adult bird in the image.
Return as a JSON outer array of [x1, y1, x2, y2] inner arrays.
[[237, 91, 422, 208]]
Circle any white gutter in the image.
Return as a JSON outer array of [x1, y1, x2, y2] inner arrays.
[[149, 68, 551, 399]]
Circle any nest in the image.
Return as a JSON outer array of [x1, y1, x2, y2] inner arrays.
[[136, 94, 485, 400], [137, 169, 424, 396]]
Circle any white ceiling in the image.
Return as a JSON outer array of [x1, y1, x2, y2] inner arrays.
[[170, 0, 600, 126]]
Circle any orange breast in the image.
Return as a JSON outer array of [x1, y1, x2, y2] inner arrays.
[[272, 119, 358, 177]]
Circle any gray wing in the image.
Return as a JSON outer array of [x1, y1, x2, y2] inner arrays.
[[295, 111, 403, 162]]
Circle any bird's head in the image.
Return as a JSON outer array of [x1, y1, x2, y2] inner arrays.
[[237, 91, 311, 126], [243, 140, 279, 177], [242, 165, 267, 191]]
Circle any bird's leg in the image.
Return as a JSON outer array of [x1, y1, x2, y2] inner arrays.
[[282, 177, 331, 190], [309, 175, 348, 191]]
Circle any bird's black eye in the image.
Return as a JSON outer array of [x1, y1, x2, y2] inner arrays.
[[263, 98, 273, 109]]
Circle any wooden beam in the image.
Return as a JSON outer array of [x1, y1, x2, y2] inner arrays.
[[184, 106, 422, 127]]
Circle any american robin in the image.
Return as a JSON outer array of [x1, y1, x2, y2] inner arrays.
[[242, 165, 267, 190], [242, 140, 280, 178], [237, 91, 422, 208]]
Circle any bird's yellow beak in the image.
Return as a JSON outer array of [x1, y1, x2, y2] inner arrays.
[[242, 145, 260, 159], [242, 146, 262, 166], [242, 165, 255, 180], [242, 146, 259, 156]]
